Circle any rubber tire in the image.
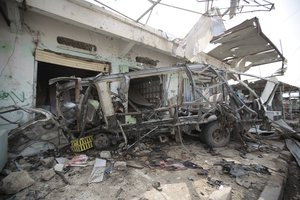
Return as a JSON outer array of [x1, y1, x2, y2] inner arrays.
[[93, 133, 111, 150], [203, 121, 230, 147]]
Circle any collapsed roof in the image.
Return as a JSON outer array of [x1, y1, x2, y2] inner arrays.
[[208, 17, 285, 71]]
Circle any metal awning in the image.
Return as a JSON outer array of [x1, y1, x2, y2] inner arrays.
[[208, 17, 285, 70]]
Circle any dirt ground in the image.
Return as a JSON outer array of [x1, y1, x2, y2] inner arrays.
[[284, 161, 300, 200], [0, 136, 290, 200]]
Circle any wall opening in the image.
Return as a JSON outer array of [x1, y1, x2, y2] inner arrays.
[[36, 61, 99, 112]]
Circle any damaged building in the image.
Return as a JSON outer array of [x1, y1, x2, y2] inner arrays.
[[1, 0, 300, 199]]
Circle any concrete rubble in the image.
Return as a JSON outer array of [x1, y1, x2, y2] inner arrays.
[[209, 187, 232, 200], [0, 171, 35, 194]]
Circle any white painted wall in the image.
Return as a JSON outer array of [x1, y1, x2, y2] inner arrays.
[[0, 13, 35, 129], [0, 10, 181, 129]]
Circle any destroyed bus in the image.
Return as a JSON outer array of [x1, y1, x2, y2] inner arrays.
[[50, 63, 270, 150]]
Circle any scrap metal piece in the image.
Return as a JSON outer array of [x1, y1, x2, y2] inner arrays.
[[0, 106, 56, 137], [286, 139, 300, 167], [55, 171, 71, 185], [208, 17, 285, 71], [126, 127, 158, 150]]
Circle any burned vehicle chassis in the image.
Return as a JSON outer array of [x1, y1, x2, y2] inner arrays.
[[50, 64, 266, 149]]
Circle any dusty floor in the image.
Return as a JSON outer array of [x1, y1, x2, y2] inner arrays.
[[284, 161, 300, 200], [0, 136, 290, 200]]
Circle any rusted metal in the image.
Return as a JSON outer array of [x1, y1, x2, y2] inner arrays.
[[48, 63, 279, 148]]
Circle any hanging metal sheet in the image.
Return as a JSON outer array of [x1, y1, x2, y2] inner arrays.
[[208, 17, 285, 71]]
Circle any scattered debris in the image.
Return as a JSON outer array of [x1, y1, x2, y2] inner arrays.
[[88, 158, 106, 183], [114, 161, 127, 171], [55, 171, 71, 185], [127, 160, 144, 169], [67, 155, 88, 167], [235, 176, 251, 188], [0, 171, 35, 194], [152, 181, 162, 191], [285, 139, 300, 167], [100, 151, 112, 159], [40, 168, 56, 181], [215, 159, 271, 177], [20, 141, 56, 157], [209, 186, 232, 200], [197, 168, 209, 176], [40, 157, 55, 168], [55, 157, 66, 164], [115, 187, 124, 198], [0, 9, 296, 200], [182, 161, 201, 169], [207, 177, 223, 188], [54, 163, 64, 172]]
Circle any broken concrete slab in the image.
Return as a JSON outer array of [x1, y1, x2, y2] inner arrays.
[[40, 168, 56, 181], [100, 151, 112, 159], [193, 179, 215, 198], [114, 161, 127, 171], [137, 182, 191, 200], [235, 176, 251, 188], [40, 157, 55, 168], [127, 160, 144, 169], [54, 163, 64, 172], [209, 187, 232, 200], [258, 174, 286, 200], [0, 171, 35, 194]]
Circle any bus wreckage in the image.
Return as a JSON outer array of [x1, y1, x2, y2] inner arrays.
[[48, 63, 280, 150]]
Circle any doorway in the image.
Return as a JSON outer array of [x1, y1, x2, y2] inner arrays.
[[35, 61, 100, 112]]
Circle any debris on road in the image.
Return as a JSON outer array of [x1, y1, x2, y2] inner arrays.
[[67, 155, 88, 167], [0, 171, 35, 194], [100, 151, 112, 159], [114, 161, 127, 171], [152, 181, 162, 192], [209, 186, 232, 200], [40, 168, 56, 181], [88, 158, 106, 183]]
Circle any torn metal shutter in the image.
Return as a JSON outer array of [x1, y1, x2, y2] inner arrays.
[[35, 49, 110, 73]]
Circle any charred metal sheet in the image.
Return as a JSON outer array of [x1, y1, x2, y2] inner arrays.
[[208, 18, 285, 71], [95, 81, 115, 126]]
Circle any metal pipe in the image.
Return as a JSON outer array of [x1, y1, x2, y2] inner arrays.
[[93, 0, 137, 22], [126, 126, 158, 150], [117, 120, 128, 147], [136, 0, 161, 22]]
